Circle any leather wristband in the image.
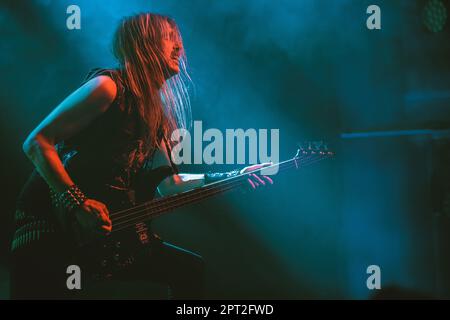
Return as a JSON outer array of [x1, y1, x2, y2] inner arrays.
[[51, 184, 87, 212]]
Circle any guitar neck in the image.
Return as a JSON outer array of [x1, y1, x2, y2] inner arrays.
[[110, 150, 332, 233]]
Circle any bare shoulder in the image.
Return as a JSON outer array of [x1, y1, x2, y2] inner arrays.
[[82, 75, 117, 106]]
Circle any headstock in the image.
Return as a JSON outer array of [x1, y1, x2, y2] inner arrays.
[[295, 141, 334, 159]]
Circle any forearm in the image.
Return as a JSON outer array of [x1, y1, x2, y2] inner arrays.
[[23, 133, 74, 193], [157, 169, 242, 197], [157, 173, 205, 196]]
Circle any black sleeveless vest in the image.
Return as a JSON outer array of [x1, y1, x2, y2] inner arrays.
[[12, 68, 177, 251]]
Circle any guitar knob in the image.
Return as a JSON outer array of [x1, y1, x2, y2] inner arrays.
[[101, 259, 108, 267], [115, 241, 121, 248], [114, 254, 120, 261]]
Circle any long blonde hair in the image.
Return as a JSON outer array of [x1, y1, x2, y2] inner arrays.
[[112, 13, 192, 161]]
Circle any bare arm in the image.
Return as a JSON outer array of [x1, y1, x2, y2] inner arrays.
[[23, 75, 116, 192], [151, 139, 205, 197], [23, 75, 117, 234], [152, 139, 273, 197]]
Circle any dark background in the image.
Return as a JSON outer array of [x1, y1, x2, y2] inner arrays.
[[0, 0, 449, 299]]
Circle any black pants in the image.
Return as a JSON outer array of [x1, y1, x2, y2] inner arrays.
[[10, 237, 205, 299]]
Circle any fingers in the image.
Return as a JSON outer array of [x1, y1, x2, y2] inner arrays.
[[98, 210, 112, 228], [246, 172, 275, 190], [92, 200, 109, 217], [247, 178, 257, 189], [99, 211, 111, 225], [91, 206, 110, 221], [100, 223, 112, 233], [74, 199, 112, 238], [251, 173, 266, 186], [262, 175, 274, 185], [85, 200, 112, 232], [94, 211, 112, 235], [94, 210, 112, 233], [247, 174, 264, 188], [101, 203, 109, 216]]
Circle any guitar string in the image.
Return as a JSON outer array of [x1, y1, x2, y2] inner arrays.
[[110, 154, 332, 233], [110, 154, 326, 229], [110, 153, 332, 233], [110, 153, 325, 225], [108, 155, 305, 219], [110, 153, 316, 221]]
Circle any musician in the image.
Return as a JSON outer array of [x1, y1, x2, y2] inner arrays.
[[11, 13, 273, 299]]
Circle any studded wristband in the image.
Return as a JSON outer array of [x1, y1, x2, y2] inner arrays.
[[56, 184, 87, 211]]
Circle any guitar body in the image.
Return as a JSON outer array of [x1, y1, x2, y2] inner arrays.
[[53, 185, 151, 282], [57, 160, 173, 281], [74, 191, 155, 281]]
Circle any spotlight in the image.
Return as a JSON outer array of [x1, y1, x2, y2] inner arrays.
[[423, 0, 448, 32]]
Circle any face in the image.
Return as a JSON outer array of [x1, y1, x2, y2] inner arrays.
[[160, 21, 182, 77]]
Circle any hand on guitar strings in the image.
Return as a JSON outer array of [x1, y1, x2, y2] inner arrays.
[[240, 162, 274, 190], [73, 199, 112, 237]]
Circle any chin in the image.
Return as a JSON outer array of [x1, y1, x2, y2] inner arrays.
[[163, 64, 179, 79], [170, 65, 180, 75]]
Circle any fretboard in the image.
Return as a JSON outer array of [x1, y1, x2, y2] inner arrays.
[[109, 150, 332, 233]]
